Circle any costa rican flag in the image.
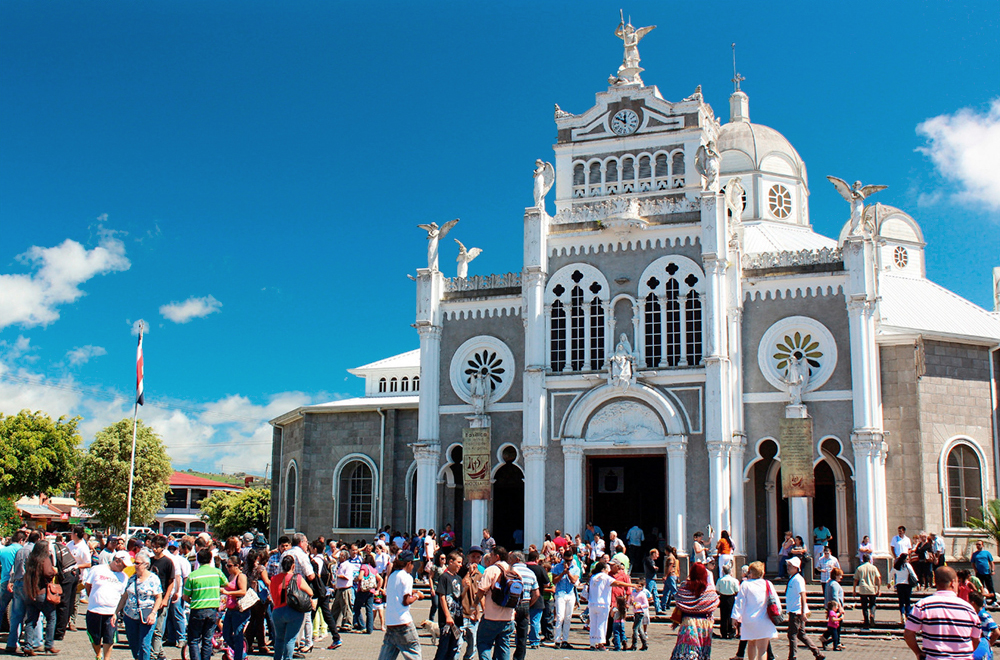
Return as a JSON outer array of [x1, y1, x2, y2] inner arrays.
[[136, 328, 144, 406]]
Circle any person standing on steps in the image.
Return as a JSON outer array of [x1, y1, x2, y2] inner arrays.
[[784, 557, 824, 660]]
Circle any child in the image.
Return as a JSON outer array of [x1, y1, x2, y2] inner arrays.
[[373, 585, 386, 632], [969, 591, 999, 660], [821, 600, 843, 651], [629, 578, 649, 651], [612, 595, 628, 651]]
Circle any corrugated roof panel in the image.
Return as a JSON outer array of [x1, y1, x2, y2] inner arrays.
[[742, 223, 838, 254], [878, 274, 1000, 341]]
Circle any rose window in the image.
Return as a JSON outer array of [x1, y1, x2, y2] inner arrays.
[[772, 332, 823, 375], [464, 350, 505, 392], [894, 246, 908, 269], [768, 184, 792, 219]]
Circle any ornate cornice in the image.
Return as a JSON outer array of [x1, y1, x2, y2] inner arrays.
[[742, 247, 843, 271], [444, 271, 521, 293], [551, 196, 699, 226]]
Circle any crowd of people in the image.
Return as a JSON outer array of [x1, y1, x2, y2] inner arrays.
[[0, 521, 996, 660]]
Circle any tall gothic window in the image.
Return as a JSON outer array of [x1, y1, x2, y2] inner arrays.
[[285, 463, 297, 530], [685, 289, 703, 365], [639, 257, 705, 369], [665, 278, 681, 366], [643, 288, 662, 367], [338, 461, 374, 529], [548, 266, 608, 372], [947, 444, 983, 527]]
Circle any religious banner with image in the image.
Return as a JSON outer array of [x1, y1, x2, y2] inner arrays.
[[463, 428, 491, 500], [779, 417, 815, 498]]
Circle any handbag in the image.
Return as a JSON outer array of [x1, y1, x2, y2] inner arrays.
[[45, 578, 62, 606], [283, 574, 313, 613], [669, 606, 683, 625], [765, 580, 786, 625], [238, 586, 260, 612], [907, 566, 919, 589]]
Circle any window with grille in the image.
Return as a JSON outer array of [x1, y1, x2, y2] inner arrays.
[[685, 291, 703, 365], [550, 300, 566, 372], [338, 461, 374, 529], [548, 267, 607, 372], [665, 279, 682, 366], [285, 464, 297, 530], [570, 285, 586, 370], [590, 297, 605, 370], [947, 444, 983, 527], [644, 292, 662, 367], [378, 378, 386, 393]]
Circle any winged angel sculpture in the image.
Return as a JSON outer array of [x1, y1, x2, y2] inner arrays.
[[455, 239, 482, 278], [613, 14, 655, 85], [826, 176, 887, 237], [533, 160, 555, 210], [695, 141, 721, 192], [417, 219, 459, 271]]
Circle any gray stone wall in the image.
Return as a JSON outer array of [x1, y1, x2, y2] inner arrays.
[[881, 343, 925, 534], [439, 311, 524, 407]]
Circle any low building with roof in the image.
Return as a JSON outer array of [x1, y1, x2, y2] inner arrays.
[[156, 471, 244, 536], [269, 19, 1000, 572]]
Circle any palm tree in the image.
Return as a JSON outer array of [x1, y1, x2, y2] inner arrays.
[[966, 500, 1000, 551]]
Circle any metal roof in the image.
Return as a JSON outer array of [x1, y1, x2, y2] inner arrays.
[[879, 274, 1000, 343], [742, 222, 838, 255], [348, 350, 419, 374]]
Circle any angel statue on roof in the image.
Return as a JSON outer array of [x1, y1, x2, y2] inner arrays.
[[827, 176, 887, 238], [533, 160, 555, 210]]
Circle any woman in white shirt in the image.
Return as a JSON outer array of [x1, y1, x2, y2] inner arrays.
[[731, 561, 779, 660], [888, 554, 917, 624], [857, 535, 874, 562]]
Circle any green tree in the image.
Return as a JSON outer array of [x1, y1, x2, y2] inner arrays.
[[967, 499, 1000, 550], [0, 410, 82, 499], [0, 498, 21, 536], [200, 487, 270, 539], [77, 419, 172, 532]]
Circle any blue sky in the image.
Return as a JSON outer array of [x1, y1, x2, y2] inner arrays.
[[1, 1, 998, 475]]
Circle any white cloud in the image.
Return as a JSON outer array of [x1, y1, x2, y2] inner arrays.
[[66, 345, 108, 366], [917, 99, 1000, 211], [159, 295, 222, 324], [0, 231, 131, 330]]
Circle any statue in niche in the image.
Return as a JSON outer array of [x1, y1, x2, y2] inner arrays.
[[469, 370, 490, 416], [695, 141, 721, 192], [417, 218, 459, 271], [724, 176, 745, 219], [607, 333, 638, 391], [780, 355, 809, 406], [533, 160, 555, 209], [454, 239, 482, 278], [827, 176, 887, 238], [613, 12, 655, 85]]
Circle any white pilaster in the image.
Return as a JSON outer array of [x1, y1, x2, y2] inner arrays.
[[666, 434, 688, 553], [729, 435, 746, 554], [707, 440, 729, 537], [522, 445, 546, 547], [415, 265, 444, 533], [562, 442, 585, 538], [790, 497, 810, 548], [413, 443, 439, 531]]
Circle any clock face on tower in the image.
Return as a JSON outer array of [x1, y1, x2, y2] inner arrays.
[[610, 109, 639, 136]]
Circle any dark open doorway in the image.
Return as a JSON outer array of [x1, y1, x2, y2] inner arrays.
[[586, 455, 665, 556], [492, 446, 524, 549]]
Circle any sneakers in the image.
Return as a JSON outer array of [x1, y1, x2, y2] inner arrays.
[[327, 641, 343, 651]]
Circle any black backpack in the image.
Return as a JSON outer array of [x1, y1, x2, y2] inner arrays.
[[55, 543, 79, 581]]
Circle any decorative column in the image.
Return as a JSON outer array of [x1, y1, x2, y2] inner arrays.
[[835, 481, 850, 566], [562, 442, 585, 538], [522, 205, 549, 548], [415, 265, 444, 533], [764, 481, 778, 563], [666, 434, 688, 553], [707, 440, 730, 537], [413, 443, 440, 532], [729, 434, 746, 554]]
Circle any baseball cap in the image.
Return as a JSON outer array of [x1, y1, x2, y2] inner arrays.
[[398, 550, 414, 562], [252, 533, 268, 549], [785, 557, 801, 570], [112, 550, 130, 561], [468, 546, 484, 555], [243, 532, 254, 542]]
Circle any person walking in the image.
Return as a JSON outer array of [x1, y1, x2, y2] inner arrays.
[[0, 531, 26, 636], [731, 561, 778, 660], [904, 566, 980, 660], [971, 540, 996, 605], [244, 549, 271, 655], [221, 556, 252, 660], [184, 548, 229, 660], [22, 540, 60, 656], [784, 557, 824, 660], [270, 554, 314, 660], [661, 546, 679, 611], [433, 551, 464, 660], [587, 561, 633, 651], [147, 535, 175, 660], [549, 549, 578, 649], [5, 530, 41, 656], [460, 547, 484, 660], [116, 550, 164, 660], [890, 554, 918, 624], [377, 550, 423, 660], [853, 553, 881, 628], [642, 549, 661, 614], [84, 551, 128, 660], [509, 552, 539, 660], [716, 563, 740, 640], [669, 562, 719, 660], [474, 546, 517, 660]]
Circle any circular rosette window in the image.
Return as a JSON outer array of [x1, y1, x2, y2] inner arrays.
[[756, 316, 837, 394], [449, 336, 515, 405]]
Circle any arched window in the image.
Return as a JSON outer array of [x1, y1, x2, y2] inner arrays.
[[573, 163, 585, 185], [947, 443, 983, 527], [412, 376, 419, 391], [378, 377, 387, 393], [639, 256, 706, 368], [672, 152, 686, 188], [550, 300, 567, 372], [643, 290, 662, 366], [638, 155, 652, 179], [547, 265, 608, 372], [588, 162, 602, 194], [621, 157, 635, 192], [338, 460, 375, 529], [605, 159, 619, 194], [570, 285, 586, 370], [390, 377, 398, 392], [400, 377, 409, 392], [590, 296, 605, 369], [285, 462, 297, 531]]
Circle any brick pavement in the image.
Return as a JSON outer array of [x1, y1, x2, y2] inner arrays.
[[26, 599, 925, 660]]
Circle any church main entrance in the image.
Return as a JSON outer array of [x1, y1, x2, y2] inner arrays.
[[586, 455, 666, 555]]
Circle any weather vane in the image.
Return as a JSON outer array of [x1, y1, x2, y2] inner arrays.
[[731, 43, 745, 93]]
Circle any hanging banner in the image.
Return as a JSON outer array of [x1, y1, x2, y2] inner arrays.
[[780, 417, 815, 498], [463, 428, 492, 500]]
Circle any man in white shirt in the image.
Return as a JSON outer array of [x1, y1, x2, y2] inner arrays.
[[85, 551, 128, 660], [891, 526, 913, 560], [784, 557, 824, 660], [377, 550, 423, 660], [68, 526, 92, 633], [816, 547, 841, 586], [280, 533, 316, 580]]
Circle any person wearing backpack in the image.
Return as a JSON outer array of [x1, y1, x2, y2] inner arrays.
[[51, 534, 81, 642], [474, 546, 519, 660], [270, 554, 314, 660]]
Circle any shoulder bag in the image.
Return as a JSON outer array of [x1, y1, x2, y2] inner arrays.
[[46, 575, 63, 605], [283, 574, 313, 613], [765, 580, 786, 625]]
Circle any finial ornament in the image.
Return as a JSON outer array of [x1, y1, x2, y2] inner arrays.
[[731, 43, 745, 93], [533, 159, 555, 210], [827, 176, 887, 237], [416, 219, 459, 271], [454, 239, 482, 279], [612, 10, 655, 86]]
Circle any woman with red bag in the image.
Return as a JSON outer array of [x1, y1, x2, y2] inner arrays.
[[732, 561, 780, 660]]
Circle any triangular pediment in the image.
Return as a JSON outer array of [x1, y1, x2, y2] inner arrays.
[[556, 85, 712, 144]]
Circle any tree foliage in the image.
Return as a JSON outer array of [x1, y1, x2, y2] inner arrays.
[[77, 419, 172, 532], [0, 410, 82, 499], [966, 499, 1000, 551], [200, 487, 270, 539], [0, 498, 21, 536]]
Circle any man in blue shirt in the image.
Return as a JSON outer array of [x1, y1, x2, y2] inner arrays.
[[0, 531, 25, 632], [972, 540, 996, 605], [583, 522, 603, 545], [550, 550, 580, 649]]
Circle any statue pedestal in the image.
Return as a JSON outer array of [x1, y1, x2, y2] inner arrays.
[[785, 404, 808, 419]]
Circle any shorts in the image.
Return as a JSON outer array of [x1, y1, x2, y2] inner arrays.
[[86, 611, 117, 646]]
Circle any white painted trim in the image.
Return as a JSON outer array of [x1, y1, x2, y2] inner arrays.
[[437, 442, 464, 487], [548, 227, 700, 258], [743, 436, 780, 481], [331, 453, 379, 530], [442, 299, 522, 321], [743, 276, 846, 302], [439, 401, 523, 414], [743, 390, 853, 403], [938, 436, 990, 528], [560, 382, 686, 438], [404, 461, 418, 534]]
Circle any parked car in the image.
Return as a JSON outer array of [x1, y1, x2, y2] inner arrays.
[[168, 531, 187, 541], [127, 526, 155, 541]]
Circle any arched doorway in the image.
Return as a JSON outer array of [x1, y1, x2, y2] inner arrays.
[[492, 445, 524, 549]]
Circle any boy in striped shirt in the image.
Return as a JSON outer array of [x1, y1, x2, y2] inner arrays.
[[905, 566, 980, 660]]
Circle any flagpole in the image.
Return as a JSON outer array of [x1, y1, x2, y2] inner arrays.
[[125, 323, 143, 536]]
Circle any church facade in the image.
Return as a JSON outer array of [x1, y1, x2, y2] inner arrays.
[[269, 26, 1000, 569]]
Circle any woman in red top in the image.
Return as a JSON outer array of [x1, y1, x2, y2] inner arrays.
[[221, 557, 250, 660], [269, 556, 313, 660]]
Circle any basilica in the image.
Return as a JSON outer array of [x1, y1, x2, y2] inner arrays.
[[269, 22, 1000, 571]]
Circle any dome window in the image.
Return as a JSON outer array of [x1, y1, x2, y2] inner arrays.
[[767, 184, 792, 219], [894, 246, 909, 269]]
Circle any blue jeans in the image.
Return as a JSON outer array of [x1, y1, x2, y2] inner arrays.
[[778, 556, 788, 579], [476, 618, 515, 660], [0, 580, 10, 632], [611, 620, 625, 650], [165, 598, 188, 646], [23, 596, 56, 652], [646, 578, 660, 612], [223, 607, 252, 660], [5, 579, 26, 652], [660, 575, 677, 610], [377, 623, 421, 660], [272, 606, 305, 660], [433, 621, 461, 660], [527, 607, 543, 645], [353, 590, 374, 633], [187, 608, 219, 660], [123, 614, 156, 660], [461, 620, 479, 660]]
